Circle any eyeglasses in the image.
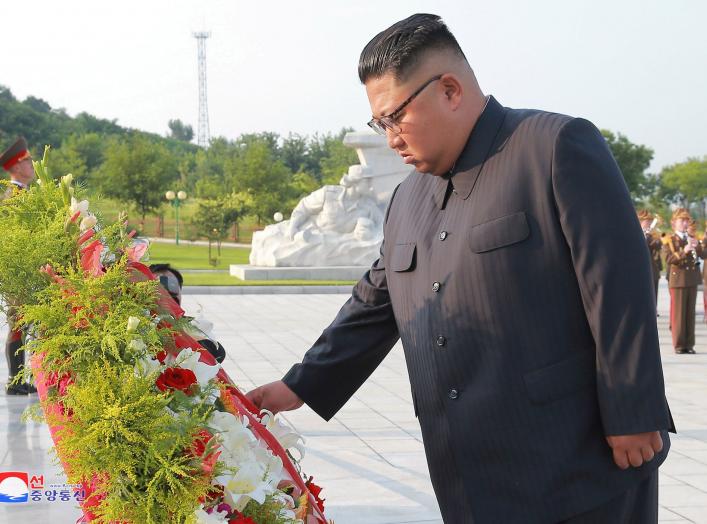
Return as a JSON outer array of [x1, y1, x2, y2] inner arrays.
[[367, 74, 443, 136]]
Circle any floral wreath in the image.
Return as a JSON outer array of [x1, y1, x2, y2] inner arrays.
[[0, 148, 329, 524]]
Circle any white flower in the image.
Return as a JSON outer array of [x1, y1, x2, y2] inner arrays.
[[272, 492, 297, 520], [175, 348, 220, 386], [261, 410, 306, 461], [134, 354, 161, 377], [79, 214, 97, 231], [70, 196, 89, 217], [129, 338, 147, 352], [217, 461, 278, 510], [126, 316, 140, 332], [194, 507, 229, 524], [209, 411, 256, 449]]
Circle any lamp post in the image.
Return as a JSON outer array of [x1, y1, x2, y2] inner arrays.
[[165, 190, 187, 245]]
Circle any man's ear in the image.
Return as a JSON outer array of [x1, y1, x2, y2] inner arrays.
[[440, 74, 463, 110]]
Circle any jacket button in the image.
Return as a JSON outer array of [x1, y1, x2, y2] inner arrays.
[[436, 335, 447, 347], [432, 281, 441, 292], [439, 231, 448, 241], [449, 389, 458, 400]]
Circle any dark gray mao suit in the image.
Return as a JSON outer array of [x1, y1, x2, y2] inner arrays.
[[283, 97, 674, 524]]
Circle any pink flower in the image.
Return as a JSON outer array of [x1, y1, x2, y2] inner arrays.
[[80, 239, 104, 277]]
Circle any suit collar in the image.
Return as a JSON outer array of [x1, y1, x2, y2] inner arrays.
[[432, 95, 507, 209]]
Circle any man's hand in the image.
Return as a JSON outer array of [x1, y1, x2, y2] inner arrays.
[[246, 380, 304, 415], [606, 431, 663, 470]]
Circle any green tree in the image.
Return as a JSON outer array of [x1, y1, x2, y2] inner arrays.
[[601, 130, 654, 201], [229, 136, 292, 223], [315, 128, 358, 185], [50, 133, 106, 184], [98, 135, 178, 226], [659, 157, 707, 218], [167, 119, 194, 143], [190, 193, 251, 264]]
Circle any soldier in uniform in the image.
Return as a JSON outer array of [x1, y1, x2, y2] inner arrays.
[[638, 209, 662, 310], [1, 137, 37, 394], [702, 221, 707, 323], [663, 208, 703, 354]]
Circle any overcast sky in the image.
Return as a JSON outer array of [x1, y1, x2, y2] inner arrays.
[[3, 0, 705, 171]]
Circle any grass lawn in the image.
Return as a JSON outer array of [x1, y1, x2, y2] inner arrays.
[[181, 272, 356, 287], [148, 243, 357, 286], [148, 242, 250, 270]]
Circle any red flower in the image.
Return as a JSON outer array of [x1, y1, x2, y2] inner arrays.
[[155, 367, 197, 395], [57, 374, 74, 396], [155, 350, 169, 364], [305, 476, 325, 513], [229, 513, 257, 524], [190, 430, 213, 457], [198, 483, 225, 504], [188, 429, 221, 473]]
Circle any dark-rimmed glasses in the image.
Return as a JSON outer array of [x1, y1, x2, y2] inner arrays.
[[367, 74, 443, 136]]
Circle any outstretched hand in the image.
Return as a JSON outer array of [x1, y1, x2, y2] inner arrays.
[[246, 380, 304, 415], [606, 431, 663, 470]]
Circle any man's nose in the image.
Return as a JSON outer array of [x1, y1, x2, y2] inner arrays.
[[385, 129, 403, 150]]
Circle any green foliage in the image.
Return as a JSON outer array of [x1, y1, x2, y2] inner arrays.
[[190, 193, 251, 241], [601, 129, 654, 201], [98, 134, 179, 222], [168, 119, 195, 143], [0, 154, 77, 308], [658, 156, 707, 212]]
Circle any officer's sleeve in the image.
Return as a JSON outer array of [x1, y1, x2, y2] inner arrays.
[[281, 188, 401, 421], [551, 118, 673, 436]]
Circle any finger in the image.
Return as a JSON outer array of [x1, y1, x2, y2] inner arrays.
[[613, 448, 630, 470], [628, 448, 644, 468], [641, 445, 655, 462], [651, 432, 664, 453], [245, 387, 262, 407]]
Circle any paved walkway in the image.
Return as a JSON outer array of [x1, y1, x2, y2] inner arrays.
[[1, 281, 706, 523]]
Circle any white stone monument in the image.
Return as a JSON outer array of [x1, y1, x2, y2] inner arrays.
[[231, 131, 413, 280]]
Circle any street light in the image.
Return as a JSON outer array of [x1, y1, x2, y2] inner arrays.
[[165, 190, 188, 245]]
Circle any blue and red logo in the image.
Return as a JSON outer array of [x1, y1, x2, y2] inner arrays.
[[0, 471, 29, 503]]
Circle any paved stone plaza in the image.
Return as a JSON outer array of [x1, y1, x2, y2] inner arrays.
[[1, 280, 706, 523]]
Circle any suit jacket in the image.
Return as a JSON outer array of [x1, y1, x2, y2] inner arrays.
[[283, 97, 673, 523], [664, 233, 703, 288]]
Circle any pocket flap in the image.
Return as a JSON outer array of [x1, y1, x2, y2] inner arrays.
[[470, 211, 530, 253], [391, 243, 416, 272], [523, 351, 596, 404]]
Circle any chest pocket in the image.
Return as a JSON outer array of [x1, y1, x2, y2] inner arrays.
[[469, 211, 530, 253], [391, 242, 416, 272]]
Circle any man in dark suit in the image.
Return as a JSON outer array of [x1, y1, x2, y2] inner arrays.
[[664, 209, 703, 354], [1, 137, 37, 395], [247, 14, 673, 523]]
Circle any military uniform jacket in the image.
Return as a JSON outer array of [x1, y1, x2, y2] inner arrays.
[[646, 234, 663, 279], [664, 233, 704, 288], [283, 97, 673, 524]]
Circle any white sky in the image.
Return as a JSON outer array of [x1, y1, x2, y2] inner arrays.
[[3, 0, 705, 172]]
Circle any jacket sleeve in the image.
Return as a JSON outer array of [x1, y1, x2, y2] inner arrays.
[[281, 189, 401, 421], [551, 118, 673, 436]]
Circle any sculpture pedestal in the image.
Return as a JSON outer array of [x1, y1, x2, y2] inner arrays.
[[230, 264, 368, 281]]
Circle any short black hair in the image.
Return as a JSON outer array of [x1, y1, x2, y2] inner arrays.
[[149, 263, 183, 288], [358, 13, 466, 84]]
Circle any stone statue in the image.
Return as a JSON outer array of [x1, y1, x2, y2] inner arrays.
[[249, 165, 384, 267]]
